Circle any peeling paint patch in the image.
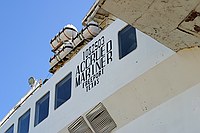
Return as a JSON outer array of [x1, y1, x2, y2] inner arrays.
[[178, 4, 200, 39], [161, 0, 169, 3], [184, 10, 200, 22], [194, 25, 200, 32]]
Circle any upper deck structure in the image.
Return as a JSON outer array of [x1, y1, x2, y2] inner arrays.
[[84, 0, 200, 51]]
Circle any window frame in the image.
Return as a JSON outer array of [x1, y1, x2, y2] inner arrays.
[[34, 91, 50, 126], [118, 25, 137, 59], [17, 109, 31, 133], [5, 124, 14, 133], [55, 72, 72, 110]]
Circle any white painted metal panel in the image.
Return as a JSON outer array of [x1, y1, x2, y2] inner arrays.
[[0, 19, 174, 133], [116, 83, 200, 133]]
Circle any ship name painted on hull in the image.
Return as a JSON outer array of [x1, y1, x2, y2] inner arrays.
[[75, 36, 113, 92]]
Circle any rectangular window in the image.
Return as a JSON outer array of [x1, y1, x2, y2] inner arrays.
[[35, 92, 50, 126], [118, 25, 137, 59], [17, 109, 30, 133], [5, 124, 14, 133], [55, 72, 72, 109]]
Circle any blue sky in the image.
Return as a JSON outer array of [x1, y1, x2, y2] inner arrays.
[[0, 0, 95, 121]]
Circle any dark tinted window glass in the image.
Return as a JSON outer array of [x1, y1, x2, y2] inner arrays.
[[55, 72, 72, 109], [118, 25, 137, 59], [5, 124, 14, 133], [17, 109, 30, 133], [35, 92, 50, 126]]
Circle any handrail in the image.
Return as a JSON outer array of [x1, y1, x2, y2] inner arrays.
[[0, 82, 42, 127]]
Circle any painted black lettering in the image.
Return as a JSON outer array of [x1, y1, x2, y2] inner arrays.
[[101, 55, 106, 68], [95, 60, 102, 72], [81, 72, 85, 82], [85, 68, 91, 80], [75, 74, 81, 87], [80, 61, 86, 72], [86, 56, 91, 69], [106, 40, 112, 53], [107, 51, 112, 65], [100, 44, 105, 57], [76, 65, 80, 77]]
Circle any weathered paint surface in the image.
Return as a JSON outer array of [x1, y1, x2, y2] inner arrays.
[[179, 4, 200, 38], [103, 47, 200, 131], [100, 0, 200, 51]]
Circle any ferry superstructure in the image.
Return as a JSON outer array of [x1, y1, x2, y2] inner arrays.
[[1, 0, 200, 133]]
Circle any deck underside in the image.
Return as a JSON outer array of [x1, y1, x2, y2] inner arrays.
[[99, 0, 200, 52]]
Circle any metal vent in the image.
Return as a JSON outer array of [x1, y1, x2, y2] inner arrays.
[[68, 116, 93, 133], [86, 103, 117, 133]]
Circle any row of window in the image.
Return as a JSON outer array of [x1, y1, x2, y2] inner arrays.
[[4, 25, 137, 133], [5, 73, 72, 133]]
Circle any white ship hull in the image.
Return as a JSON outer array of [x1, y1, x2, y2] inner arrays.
[[1, 2, 200, 132]]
